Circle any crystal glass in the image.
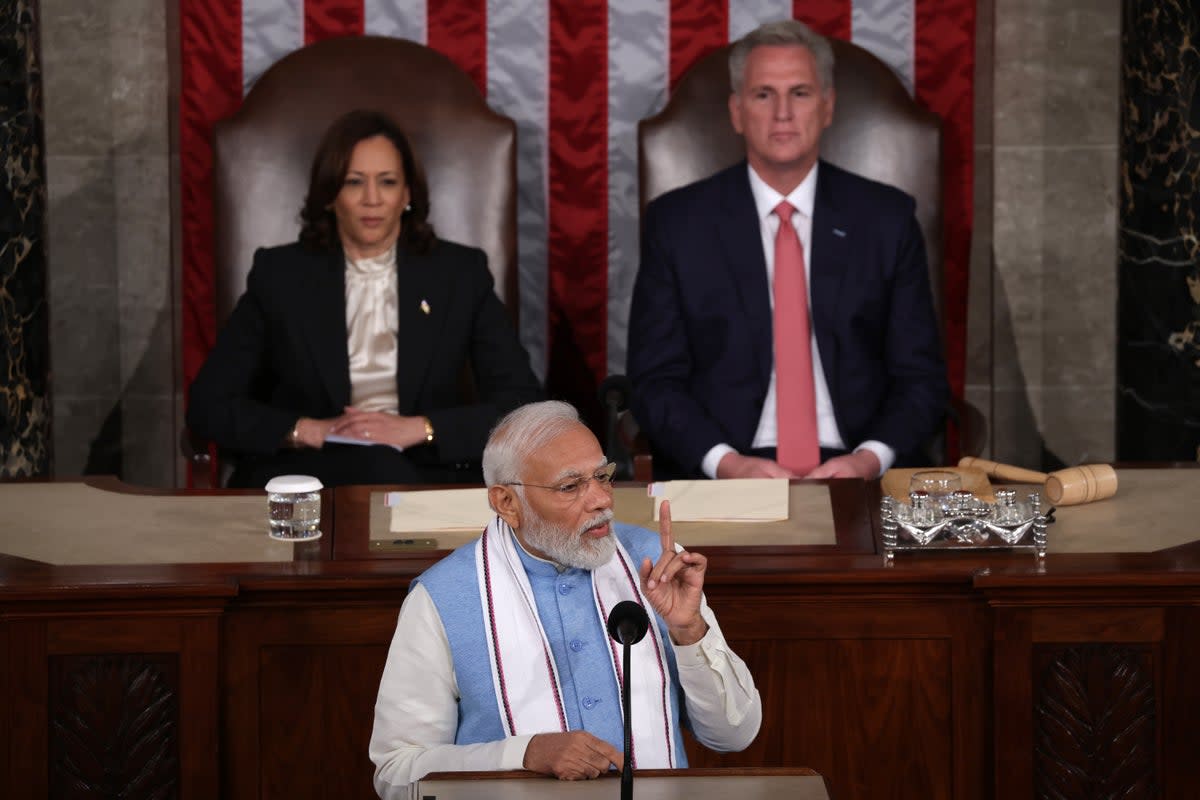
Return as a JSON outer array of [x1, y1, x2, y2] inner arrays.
[[908, 470, 962, 505], [265, 474, 324, 541]]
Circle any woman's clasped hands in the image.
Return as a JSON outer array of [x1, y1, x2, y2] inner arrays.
[[293, 407, 431, 450]]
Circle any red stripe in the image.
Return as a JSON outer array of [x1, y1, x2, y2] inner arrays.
[[914, 0, 975, 456], [668, 1, 727, 90], [179, 0, 244, 487], [546, 0, 609, 416], [793, 0, 852, 41], [304, 0, 364, 44], [428, 0, 488, 97]]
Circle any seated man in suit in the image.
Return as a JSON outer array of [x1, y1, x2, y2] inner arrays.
[[627, 20, 948, 480], [369, 401, 761, 796]]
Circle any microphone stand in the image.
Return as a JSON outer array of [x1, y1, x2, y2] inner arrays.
[[607, 600, 648, 800], [621, 636, 634, 800]]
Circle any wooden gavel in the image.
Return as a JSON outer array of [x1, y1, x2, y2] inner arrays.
[[958, 457, 1118, 506]]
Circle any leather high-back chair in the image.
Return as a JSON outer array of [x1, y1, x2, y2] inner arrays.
[[213, 35, 517, 324], [639, 39, 942, 321], [612, 40, 980, 479], [188, 36, 518, 486]]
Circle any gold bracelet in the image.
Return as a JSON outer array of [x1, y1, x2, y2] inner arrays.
[[422, 417, 435, 444]]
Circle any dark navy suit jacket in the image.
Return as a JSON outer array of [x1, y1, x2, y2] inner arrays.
[[627, 160, 948, 479]]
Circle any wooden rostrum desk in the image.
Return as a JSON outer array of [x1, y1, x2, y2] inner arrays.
[[2, 470, 1199, 800]]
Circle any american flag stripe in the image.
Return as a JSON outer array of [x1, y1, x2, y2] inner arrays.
[[365, 0, 422, 40], [305, 0, 363, 42], [607, 2, 668, 378]]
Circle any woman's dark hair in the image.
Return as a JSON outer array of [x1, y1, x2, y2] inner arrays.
[[298, 109, 435, 253]]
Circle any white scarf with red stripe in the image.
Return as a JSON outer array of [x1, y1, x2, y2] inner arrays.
[[475, 517, 676, 768]]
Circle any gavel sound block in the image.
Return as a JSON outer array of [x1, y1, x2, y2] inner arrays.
[[958, 457, 1118, 506]]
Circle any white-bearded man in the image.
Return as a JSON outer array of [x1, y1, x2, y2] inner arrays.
[[369, 400, 762, 798]]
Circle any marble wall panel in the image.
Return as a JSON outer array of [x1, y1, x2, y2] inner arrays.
[[1041, 147, 1119, 393], [110, 0, 168, 156], [991, 146, 1046, 390], [0, 0, 51, 478], [994, 0, 1050, 145], [1116, 0, 1200, 461], [39, 1, 110, 157], [120, 392, 174, 487], [1040, 2, 1122, 148], [41, 0, 174, 485], [988, 0, 1121, 468], [51, 392, 120, 478], [1038, 386, 1117, 467], [989, 387, 1046, 466], [44, 152, 119, 476], [115, 154, 173, 389]]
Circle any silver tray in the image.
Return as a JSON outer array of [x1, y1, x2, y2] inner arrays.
[[880, 491, 1051, 558]]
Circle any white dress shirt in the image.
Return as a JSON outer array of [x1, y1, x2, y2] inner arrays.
[[369, 579, 761, 799], [700, 163, 895, 478]]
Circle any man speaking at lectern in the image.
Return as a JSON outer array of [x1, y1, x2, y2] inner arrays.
[[369, 401, 761, 797]]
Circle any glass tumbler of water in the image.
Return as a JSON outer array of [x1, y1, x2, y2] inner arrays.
[[265, 474, 324, 541]]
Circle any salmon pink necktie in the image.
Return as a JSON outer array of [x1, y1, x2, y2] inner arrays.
[[773, 201, 820, 474]]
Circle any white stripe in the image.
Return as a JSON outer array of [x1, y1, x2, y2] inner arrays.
[[607, 0, 670, 377], [364, 0, 427, 42], [850, 0, 916, 94], [487, 0, 550, 380], [241, 0, 304, 96], [729, 0, 792, 40]]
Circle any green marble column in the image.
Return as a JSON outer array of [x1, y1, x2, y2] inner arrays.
[[1117, 0, 1200, 461], [0, 0, 50, 477]]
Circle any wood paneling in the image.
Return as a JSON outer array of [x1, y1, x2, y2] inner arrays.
[[48, 654, 181, 798], [6, 479, 1200, 799], [1031, 645, 1157, 800], [223, 605, 399, 800]]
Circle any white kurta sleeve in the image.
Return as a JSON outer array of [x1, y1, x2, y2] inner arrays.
[[671, 594, 762, 752], [369, 583, 535, 799]]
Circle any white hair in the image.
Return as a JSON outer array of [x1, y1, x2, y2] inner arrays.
[[729, 19, 835, 94], [482, 400, 582, 487]]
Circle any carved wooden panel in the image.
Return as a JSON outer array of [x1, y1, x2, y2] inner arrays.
[[685, 635, 956, 800], [1033, 645, 1156, 800], [48, 654, 179, 799]]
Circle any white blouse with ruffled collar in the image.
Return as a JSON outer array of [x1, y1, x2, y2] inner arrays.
[[344, 245, 400, 414]]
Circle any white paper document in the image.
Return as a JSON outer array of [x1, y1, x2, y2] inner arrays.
[[387, 488, 493, 532], [325, 433, 404, 452], [648, 478, 790, 522]]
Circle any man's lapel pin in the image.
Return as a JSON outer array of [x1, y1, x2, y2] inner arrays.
[[420, 299, 431, 315]]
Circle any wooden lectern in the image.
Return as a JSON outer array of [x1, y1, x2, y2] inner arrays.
[[414, 768, 830, 800]]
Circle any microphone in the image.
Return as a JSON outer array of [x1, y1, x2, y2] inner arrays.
[[607, 599, 650, 646], [606, 600, 650, 800]]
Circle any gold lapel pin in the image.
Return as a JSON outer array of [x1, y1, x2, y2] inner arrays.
[[420, 299, 431, 315]]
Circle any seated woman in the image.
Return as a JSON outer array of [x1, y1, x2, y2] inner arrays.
[[187, 109, 542, 487]]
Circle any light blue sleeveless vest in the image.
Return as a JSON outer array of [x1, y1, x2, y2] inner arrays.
[[416, 522, 689, 766]]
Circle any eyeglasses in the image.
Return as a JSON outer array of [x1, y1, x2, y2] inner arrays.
[[505, 462, 617, 500]]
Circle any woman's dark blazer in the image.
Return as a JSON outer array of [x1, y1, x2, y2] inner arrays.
[[186, 238, 542, 485]]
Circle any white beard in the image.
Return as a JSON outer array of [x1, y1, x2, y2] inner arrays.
[[520, 507, 616, 570]]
